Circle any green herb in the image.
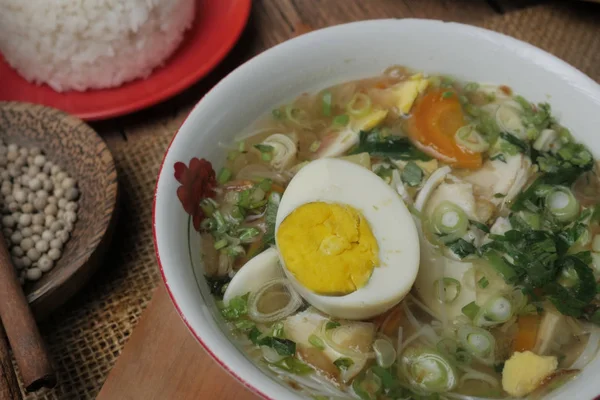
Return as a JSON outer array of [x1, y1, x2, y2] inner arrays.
[[375, 166, 394, 182], [271, 322, 285, 338], [254, 143, 274, 156], [272, 109, 283, 120], [500, 132, 529, 154], [333, 114, 349, 126], [482, 251, 518, 283], [214, 238, 228, 250], [325, 321, 341, 330], [351, 129, 431, 161], [204, 275, 231, 298], [544, 256, 596, 317], [442, 91, 454, 99], [447, 239, 476, 259], [490, 153, 507, 163], [322, 91, 332, 116], [493, 193, 506, 199], [470, 220, 490, 233], [333, 357, 354, 371], [234, 320, 256, 332], [221, 293, 249, 320], [308, 334, 325, 350], [462, 302, 480, 320], [478, 277, 490, 289], [260, 337, 296, 356], [248, 326, 262, 344], [272, 357, 313, 374], [464, 82, 479, 92], [263, 192, 280, 246], [401, 162, 424, 187], [590, 309, 600, 325]]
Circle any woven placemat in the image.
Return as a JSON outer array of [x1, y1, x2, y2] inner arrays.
[[20, 1, 600, 399]]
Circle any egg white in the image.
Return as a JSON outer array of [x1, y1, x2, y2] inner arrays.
[[223, 247, 283, 305], [275, 158, 420, 320]]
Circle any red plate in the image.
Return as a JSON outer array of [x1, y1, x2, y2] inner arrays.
[[0, 0, 251, 121]]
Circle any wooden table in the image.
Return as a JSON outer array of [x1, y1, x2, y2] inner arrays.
[[95, 0, 600, 398]]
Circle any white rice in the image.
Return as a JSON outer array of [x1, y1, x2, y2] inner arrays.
[[0, 0, 196, 92]]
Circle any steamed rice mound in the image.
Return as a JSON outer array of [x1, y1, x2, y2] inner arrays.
[[0, 0, 196, 92]]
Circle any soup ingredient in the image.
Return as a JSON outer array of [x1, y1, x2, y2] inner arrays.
[[399, 345, 458, 393], [545, 186, 580, 222], [283, 308, 375, 384], [247, 277, 303, 323], [259, 133, 298, 171], [0, 0, 196, 92], [409, 89, 482, 169], [391, 74, 430, 114], [501, 351, 558, 397], [223, 247, 283, 304], [457, 325, 496, 364], [316, 110, 388, 158], [275, 159, 420, 320], [338, 153, 371, 169], [351, 130, 431, 161], [0, 142, 79, 283], [513, 314, 541, 352], [277, 202, 379, 295]]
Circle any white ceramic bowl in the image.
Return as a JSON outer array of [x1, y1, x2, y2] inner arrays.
[[154, 19, 600, 400]]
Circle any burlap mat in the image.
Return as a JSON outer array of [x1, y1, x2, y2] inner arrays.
[[20, 1, 600, 399]]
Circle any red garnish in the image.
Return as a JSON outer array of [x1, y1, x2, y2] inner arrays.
[[174, 157, 217, 231]]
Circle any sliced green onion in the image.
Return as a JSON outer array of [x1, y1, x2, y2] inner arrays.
[[271, 322, 285, 338], [238, 141, 246, 152], [271, 109, 283, 120], [325, 321, 340, 330], [227, 150, 239, 161], [352, 369, 382, 400], [434, 278, 462, 304], [373, 338, 397, 368], [346, 93, 372, 118], [333, 357, 354, 371], [272, 357, 313, 374], [258, 178, 273, 192], [474, 295, 513, 327], [483, 251, 517, 283], [478, 277, 489, 289], [436, 338, 458, 356], [322, 91, 332, 116], [238, 227, 260, 242], [455, 124, 489, 153], [217, 167, 232, 184], [430, 201, 469, 243], [333, 114, 350, 126], [457, 326, 495, 361], [247, 278, 303, 323], [261, 152, 272, 161], [308, 334, 325, 350], [464, 82, 479, 92], [309, 140, 321, 152], [213, 211, 228, 233], [546, 186, 579, 222], [285, 105, 311, 129], [462, 302, 480, 320], [214, 239, 228, 250], [400, 346, 458, 393], [558, 265, 579, 288]]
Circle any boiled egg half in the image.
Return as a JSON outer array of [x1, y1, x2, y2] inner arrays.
[[275, 158, 420, 320]]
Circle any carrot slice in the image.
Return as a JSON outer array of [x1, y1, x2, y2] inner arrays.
[[409, 89, 482, 169], [512, 314, 541, 353]]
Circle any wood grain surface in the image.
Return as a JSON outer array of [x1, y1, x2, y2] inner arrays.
[[95, 0, 600, 399]]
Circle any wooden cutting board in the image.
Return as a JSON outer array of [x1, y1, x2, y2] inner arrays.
[[97, 284, 260, 400]]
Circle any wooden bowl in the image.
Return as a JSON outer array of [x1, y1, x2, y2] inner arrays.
[[0, 102, 118, 320]]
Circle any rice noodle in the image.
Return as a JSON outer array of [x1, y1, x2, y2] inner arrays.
[[571, 326, 600, 369], [408, 294, 440, 321], [402, 324, 439, 348], [237, 164, 291, 184], [401, 300, 421, 330], [397, 326, 404, 354]]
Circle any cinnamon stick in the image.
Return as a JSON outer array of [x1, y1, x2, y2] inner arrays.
[[0, 236, 55, 391], [0, 324, 21, 400]]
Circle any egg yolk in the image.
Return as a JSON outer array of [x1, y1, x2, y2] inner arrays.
[[277, 202, 379, 295]]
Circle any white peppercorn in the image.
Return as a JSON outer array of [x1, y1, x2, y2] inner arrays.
[[31, 234, 40, 243], [61, 177, 75, 189], [35, 240, 49, 253], [7, 144, 17, 153], [65, 188, 79, 201], [44, 203, 58, 216], [1, 185, 11, 196], [50, 238, 62, 249], [45, 215, 56, 227], [18, 214, 31, 227], [28, 165, 40, 177], [30, 147, 41, 156], [33, 155, 46, 167], [47, 196, 57, 205], [48, 248, 61, 261], [2, 215, 15, 228], [33, 197, 47, 211], [53, 188, 64, 198], [58, 198, 67, 209], [43, 162, 52, 174], [32, 214, 44, 226], [26, 268, 42, 281], [8, 202, 18, 212], [6, 151, 17, 162], [20, 238, 34, 251], [19, 148, 28, 156], [36, 190, 48, 199], [10, 231, 22, 244], [43, 180, 53, 192], [11, 246, 23, 257], [0, 171, 9, 181], [21, 227, 32, 238], [64, 211, 77, 224], [21, 256, 31, 268], [38, 256, 53, 272], [27, 192, 35, 203], [57, 210, 64, 219], [42, 230, 53, 241], [28, 178, 42, 191], [13, 190, 26, 204], [26, 248, 40, 262], [32, 225, 43, 235], [21, 203, 33, 213], [65, 201, 78, 212], [55, 230, 69, 243]]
